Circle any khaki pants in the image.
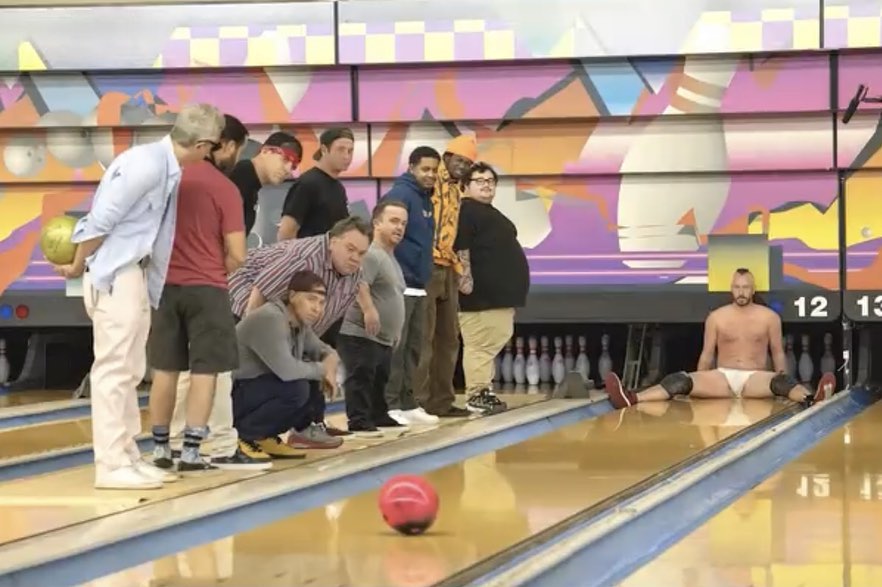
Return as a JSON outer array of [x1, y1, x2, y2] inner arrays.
[[458, 308, 514, 394], [83, 265, 149, 473], [169, 371, 238, 457], [414, 266, 459, 414]]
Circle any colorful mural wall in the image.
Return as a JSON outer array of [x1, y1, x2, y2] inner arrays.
[[2, 0, 882, 322]]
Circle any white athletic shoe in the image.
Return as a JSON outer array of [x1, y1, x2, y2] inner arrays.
[[135, 460, 179, 483], [94, 466, 162, 490], [402, 407, 440, 425]]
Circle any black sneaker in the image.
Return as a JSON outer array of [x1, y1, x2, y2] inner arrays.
[[435, 406, 472, 418], [347, 423, 384, 438], [375, 415, 406, 428], [466, 389, 508, 415], [211, 447, 273, 471], [177, 458, 217, 472]]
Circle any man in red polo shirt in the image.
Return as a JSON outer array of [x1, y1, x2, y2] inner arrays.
[[146, 116, 251, 473]]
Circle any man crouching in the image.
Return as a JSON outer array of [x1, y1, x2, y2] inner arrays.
[[231, 270, 340, 458]]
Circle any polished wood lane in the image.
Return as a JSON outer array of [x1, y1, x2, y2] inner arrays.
[[0, 390, 72, 409], [0, 411, 149, 461], [0, 394, 545, 547], [85, 398, 790, 587], [620, 400, 882, 587]]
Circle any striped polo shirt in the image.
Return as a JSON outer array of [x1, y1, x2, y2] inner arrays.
[[228, 234, 361, 336]]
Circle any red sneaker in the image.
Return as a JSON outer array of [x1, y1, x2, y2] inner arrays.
[[814, 372, 836, 403], [604, 372, 636, 409]]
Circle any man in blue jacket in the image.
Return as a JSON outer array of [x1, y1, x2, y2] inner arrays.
[[380, 146, 442, 426]]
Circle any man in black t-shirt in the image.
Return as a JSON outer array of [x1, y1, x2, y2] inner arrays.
[[454, 162, 530, 415], [276, 127, 355, 437], [277, 127, 353, 241], [229, 132, 302, 236]]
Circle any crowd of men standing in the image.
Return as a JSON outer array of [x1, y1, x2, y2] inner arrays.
[[56, 104, 530, 490]]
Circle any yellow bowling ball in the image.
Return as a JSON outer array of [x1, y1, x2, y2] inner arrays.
[[40, 215, 78, 265]]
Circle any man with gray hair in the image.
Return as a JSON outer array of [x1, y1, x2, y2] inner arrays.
[[53, 103, 224, 490]]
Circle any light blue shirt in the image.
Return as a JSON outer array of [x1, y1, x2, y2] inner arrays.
[[72, 136, 182, 308]]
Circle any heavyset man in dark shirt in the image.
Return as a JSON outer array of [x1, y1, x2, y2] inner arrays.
[[455, 162, 530, 415]]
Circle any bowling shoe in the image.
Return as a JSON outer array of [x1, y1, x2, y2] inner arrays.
[[466, 389, 508, 415], [287, 423, 344, 449], [388, 407, 439, 426], [135, 460, 180, 483], [604, 372, 638, 409], [808, 371, 836, 406], [253, 437, 306, 459]]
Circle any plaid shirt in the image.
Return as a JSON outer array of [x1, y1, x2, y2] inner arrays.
[[228, 234, 361, 336]]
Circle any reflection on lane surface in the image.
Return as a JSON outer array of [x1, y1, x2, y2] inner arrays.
[[620, 400, 882, 587], [83, 398, 787, 587]]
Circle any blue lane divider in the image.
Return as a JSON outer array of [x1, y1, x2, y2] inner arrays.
[[507, 388, 877, 587], [7, 399, 612, 587], [0, 400, 344, 483], [0, 394, 149, 431]]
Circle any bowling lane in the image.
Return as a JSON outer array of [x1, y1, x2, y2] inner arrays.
[[87, 398, 790, 587], [619, 400, 882, 587], [0, 390, 72, 408], [0, 410, 150, 461], [0, 394, 546, 546]]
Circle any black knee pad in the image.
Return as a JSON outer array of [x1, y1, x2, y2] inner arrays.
[[660, 371, 693, 398], [770, 373, 799, 398]]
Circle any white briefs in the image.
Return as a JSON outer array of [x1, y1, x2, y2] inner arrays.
[[716, 368, 757, 398]]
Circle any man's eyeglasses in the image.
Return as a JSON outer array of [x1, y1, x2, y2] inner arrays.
[[469, 177, 496, 186]]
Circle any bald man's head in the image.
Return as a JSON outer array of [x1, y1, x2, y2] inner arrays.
[[731, 268, 755, 307]]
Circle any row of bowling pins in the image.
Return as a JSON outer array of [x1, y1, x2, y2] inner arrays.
[[494, 334, 613, 387], [784, 333, 837, 384]]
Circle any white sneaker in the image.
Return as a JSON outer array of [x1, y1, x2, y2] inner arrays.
[[95, 466, 163, 490], [135, 460, 179, 483], [402, 407, 440, 425], [388, 409, 409, 425]]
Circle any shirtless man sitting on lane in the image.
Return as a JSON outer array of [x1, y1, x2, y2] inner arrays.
[[605, 268, 836, 409]]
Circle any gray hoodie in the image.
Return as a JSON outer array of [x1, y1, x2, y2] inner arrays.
[[234, 300, 331, 382]]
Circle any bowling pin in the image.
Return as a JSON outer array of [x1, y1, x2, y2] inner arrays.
[[513, 337, 526, 386], [0, 339, 8, 386], [335, 361, 346, 400], [501, 340, 514, 384], [575, 335, 591, 383], [526, 336, 540, 386], [617, 42, 737, 265], [784, 334, 797, 378], [598, 334, 613, 379], [564, 335, 576, 371], [798, 334, 814, 384], [821, 332, 836, 374], [552, 337, 566, 385], [539, 336, 552, 384]]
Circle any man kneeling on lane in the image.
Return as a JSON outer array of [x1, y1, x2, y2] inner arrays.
[[605, 268, 836, 409], [232, 270, 340, 458]]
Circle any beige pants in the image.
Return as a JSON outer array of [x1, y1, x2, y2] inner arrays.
[[458, 308, 515, 394], [83, 265, 149, 473], [169, 371, 237, 457]]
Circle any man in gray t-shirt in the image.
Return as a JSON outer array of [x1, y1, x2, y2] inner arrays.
[[337, 201, 408, 434]]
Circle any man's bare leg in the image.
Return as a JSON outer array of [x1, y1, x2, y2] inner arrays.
[[149, 369, 181, 468], [605, 370, 733, 410], [177, 373, 218, 470], [741, 371, 836, 406]]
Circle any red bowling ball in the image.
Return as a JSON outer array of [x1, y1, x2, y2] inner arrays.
[[378, 475, 439, 536]]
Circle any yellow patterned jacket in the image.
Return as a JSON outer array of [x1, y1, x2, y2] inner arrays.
[[431, 160, 463, 274]]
